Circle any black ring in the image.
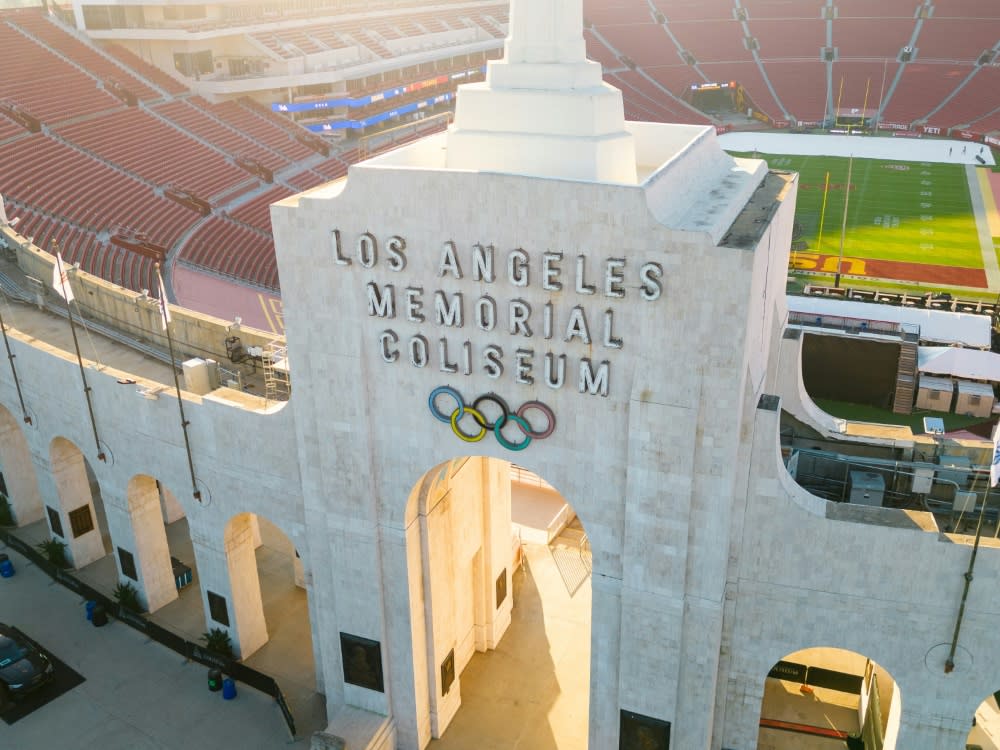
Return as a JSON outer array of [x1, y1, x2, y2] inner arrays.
[[471, 393, 511, 430]]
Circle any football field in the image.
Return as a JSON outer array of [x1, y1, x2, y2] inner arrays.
[[726, 151, 990, 290]]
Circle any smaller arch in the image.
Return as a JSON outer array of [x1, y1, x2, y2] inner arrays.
[[760, 647, 901, 749], [0, 402, 43, 526], [967, 690, 1000, 750]]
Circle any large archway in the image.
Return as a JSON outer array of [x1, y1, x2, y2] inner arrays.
[[222, 512, 318, 713], [759, 647, 901, 750], [0, 402, 42, 527], [401, 456, 592, 749]]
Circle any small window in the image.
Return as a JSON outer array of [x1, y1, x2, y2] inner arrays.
[[929, 390, 940, 401], [68, 505, 95, 538], [970, 395, 982, 405]]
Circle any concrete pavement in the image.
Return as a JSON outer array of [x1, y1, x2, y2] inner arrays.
[[0, 540, 309, 750]]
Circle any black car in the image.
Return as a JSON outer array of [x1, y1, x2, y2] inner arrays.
[[0, 624, 55, 705]]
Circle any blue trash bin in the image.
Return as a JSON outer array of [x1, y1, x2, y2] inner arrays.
[[222, 678, 237, 700], [0, 554, 13, 578], [85, 600, 97, 621]]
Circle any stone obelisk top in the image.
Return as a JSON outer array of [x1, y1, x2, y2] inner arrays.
[[506, 0, 586, 65], [445, 0, 637, 183]]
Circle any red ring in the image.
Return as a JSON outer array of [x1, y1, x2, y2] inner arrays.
[[516, 401, 556, 439]]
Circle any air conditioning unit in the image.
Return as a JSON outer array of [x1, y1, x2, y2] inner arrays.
[[953, 490, 976, 513]]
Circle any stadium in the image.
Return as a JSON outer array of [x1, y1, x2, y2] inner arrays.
[[1, 1, 1000, 749]]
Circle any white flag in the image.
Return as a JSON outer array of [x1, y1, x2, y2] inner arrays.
[[991, 422, 1000, 488], [52, 252, 74, 303], [0, 193, 7, 225], [156, 268, 171, 330]]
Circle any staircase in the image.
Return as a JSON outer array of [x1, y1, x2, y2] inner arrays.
[[892, 336, 919, 414]]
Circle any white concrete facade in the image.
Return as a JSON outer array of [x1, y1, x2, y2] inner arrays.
[[2, 1, 1000, 747]]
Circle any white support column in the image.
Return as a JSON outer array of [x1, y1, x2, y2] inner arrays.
[[482, 457, 512, 649], [249, 513, 263, 549], [0, 418, 44, 526], [124, 477, 178, 613], [49, 442, 104, 569], [224, 513, 268, 658]]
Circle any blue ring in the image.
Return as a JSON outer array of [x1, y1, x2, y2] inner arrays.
[[429, 386, 464, 423]]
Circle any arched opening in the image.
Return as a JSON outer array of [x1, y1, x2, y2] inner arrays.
[[0, 402, 43, 527], [400, 457, 591, 749], [48, 437, 110, 569], [760, 647, 901, 750], [967, 691, 1000, 749], [109, 475, 207, 619], [222, 512, 317, 704]]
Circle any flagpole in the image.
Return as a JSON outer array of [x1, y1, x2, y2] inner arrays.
[[156, 264, 201, 502], [54, 248, 106, 462], [0, 304, 32, 424], [943, 433, 1000, 672]]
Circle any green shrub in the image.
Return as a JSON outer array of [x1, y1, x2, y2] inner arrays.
[[113, 581, 143, 613], [200, 627, 234, 659], [36, 538, 68, 568]]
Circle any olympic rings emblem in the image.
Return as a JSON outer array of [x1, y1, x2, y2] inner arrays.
[[428, 386, 556, 452]]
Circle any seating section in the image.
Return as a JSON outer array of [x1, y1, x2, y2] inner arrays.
[[228, 187, 295, 233], [924, 65, 1000, 127], [6, 2, 1000, 301], [0, 16, 120, 124], [202, 99, 314, 163], [880, 64, 971, 124], [251, 4, 508, 61], [916, 18, 1000, 61], [0, 134, 200, 249], [584, 0, 1000, 127], [100, 43, 189, 96], [56, 108, 252, 201], [182, 217, 278, 290], [5, 11, 162, 103], [154, 99, 288, 171], [11, 205, 157, 294]]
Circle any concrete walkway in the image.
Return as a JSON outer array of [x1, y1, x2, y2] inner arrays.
[[0, 540, 309, 749], [430, 540, 592, 750]]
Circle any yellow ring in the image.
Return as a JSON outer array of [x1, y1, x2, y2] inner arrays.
[[451, 406, 487, 442]]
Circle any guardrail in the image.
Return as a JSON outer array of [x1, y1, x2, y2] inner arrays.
[[0, 526, 296, 738]]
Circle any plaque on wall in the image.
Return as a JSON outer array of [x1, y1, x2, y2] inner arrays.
[[117, 547, 137, 581], [495, 568, 507, 609], [340, 632, 385, 693], [440, 648, 455, 695], [46, 506, 64, 538], [620, 709, 670, 750], [207, 591, 230, 626]]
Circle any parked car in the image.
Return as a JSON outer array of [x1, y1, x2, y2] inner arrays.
[[0, 623, 54, 705]]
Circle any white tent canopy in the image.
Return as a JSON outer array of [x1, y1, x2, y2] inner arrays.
[[918, 346, 1000, 382], [787, 296, 992, 348]]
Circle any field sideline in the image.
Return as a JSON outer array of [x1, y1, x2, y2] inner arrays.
[[719, 132, 997, 294]]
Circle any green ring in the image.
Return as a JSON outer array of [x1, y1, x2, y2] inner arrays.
[[494, 414, 532, 452]]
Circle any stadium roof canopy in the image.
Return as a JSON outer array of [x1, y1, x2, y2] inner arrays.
[[917, 346, 1000, 382]]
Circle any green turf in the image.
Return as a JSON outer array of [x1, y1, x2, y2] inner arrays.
[[728, 152, 982, 269], [813, 398, 990, 434]]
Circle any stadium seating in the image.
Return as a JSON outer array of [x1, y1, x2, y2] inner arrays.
[[916, 17, 1000, 62], [6, 11, 162, 103], [0, 18, 119, 124], [228, 187, 295, 233], [100, 43, 190, 97], [55, 109, 252, 201], [924, 65, 1000, 128], [880, 64, 971, 124], [182, 217, 278, 290], [153, 99, 289, 171]]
